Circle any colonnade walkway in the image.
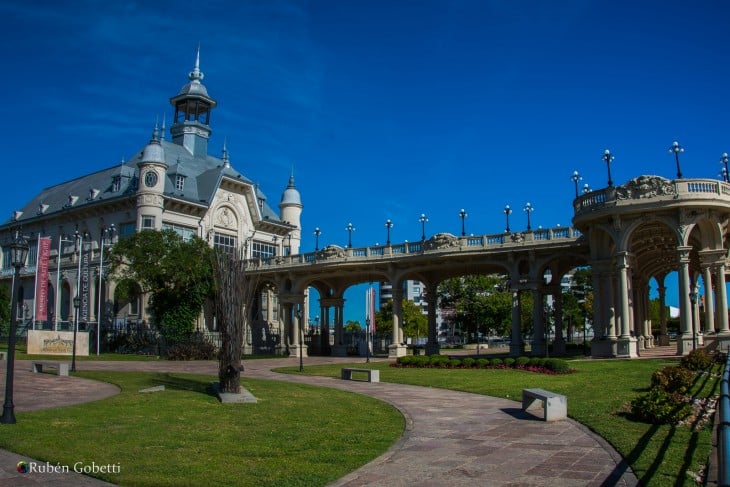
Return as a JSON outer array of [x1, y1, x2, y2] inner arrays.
[[0, 356, 639, 486]]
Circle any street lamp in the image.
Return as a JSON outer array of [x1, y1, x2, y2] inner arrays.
[[689, 291, 698, 351], [313, 227, 321, 251], [345, 223, 355, 248], [571, 170, 582, 198], [72, 295, 80, 372], [523, 202, 534, 231], [669, 141, 684, 179], [721, 153, 729, 183], [419, 214, 428, 241], [583, 183, 591, 194], [503, 205, 512, 233], [297, 308, 303, 372], [1, 231, 29, 424], [385, 219, 393, 245], [96, 224, 115, 355], [603, 149, 614, 187], [365, 317, 371, 363], [458, 209, 467, 236]]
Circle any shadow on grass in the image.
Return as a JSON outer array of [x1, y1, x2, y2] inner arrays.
[[606, 363, 719, 486], [143, 373, 216, 398]]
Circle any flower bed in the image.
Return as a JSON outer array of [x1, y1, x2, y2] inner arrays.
[[392, 354, 573, 374]]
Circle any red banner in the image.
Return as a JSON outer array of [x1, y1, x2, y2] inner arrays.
[[35, 237, 51, 321]]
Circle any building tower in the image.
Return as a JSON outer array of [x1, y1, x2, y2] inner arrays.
[[136, 125, 167, 231], [279, 171, 303, 255], [169, 48, 217, 158]]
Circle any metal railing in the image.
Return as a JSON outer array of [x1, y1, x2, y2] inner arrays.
[[719, 352, 730, 486]]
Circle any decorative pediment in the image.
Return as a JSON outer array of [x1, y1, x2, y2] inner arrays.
[[615, 175, 675, 200]]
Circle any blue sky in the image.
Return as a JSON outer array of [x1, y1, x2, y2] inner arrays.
[[2, 1, 729, 323]]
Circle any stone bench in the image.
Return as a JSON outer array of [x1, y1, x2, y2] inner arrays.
[[522, 388, 567, 421], [0, 351, 6, 360], [341, 367, 380, 383], [31, 361, 70, 376]]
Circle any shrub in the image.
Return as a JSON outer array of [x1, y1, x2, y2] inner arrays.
[[490, 358, 503, 366], [476, 358, 490, 368], [503, 357, 515, 367], [651, 366, 695, 394], [165, 333, 217, 360], [680, 349, 713, 371], [397, 356, 414, 366], [431, 355, 449, 367], [527, 357, 542, 367], [448, 358, 462, 368], [414, 355, 430, 367], [543, 358, 570, 373], [630, 388, 691, 424], [515, 356, 530, 366], [461, 357, 475, 367]]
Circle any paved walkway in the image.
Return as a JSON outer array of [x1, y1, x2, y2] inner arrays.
[[0, 356, 639, 486]]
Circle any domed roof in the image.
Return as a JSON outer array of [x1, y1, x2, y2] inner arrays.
[[140, 125, 166, 164], [175, 47, 212, 99], [280, 174, 301, 206]]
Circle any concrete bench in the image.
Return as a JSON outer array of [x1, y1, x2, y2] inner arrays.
[[31, 361, 70, 376], [0, 351, 6, 360], [522, 388, 567, 421], [341, 367, 380, 383]]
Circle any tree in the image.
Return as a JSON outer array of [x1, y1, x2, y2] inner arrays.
[[344, 320, 362, 332], [212, 250, 259, 394], [108, 229, 215, 343], [374, 299, 426, 343]]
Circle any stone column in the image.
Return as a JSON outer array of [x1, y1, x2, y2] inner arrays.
[[330, 298, 347, 356], [677, 246, 694, 355], [715, 261, 730, 335], [389, 287, 407, 357], [702, 265, 715, 333], [509, 288, 524, 357], [616, 251, 637, 358], [657, 283, 669, 345], [424, 286, 440, 356]]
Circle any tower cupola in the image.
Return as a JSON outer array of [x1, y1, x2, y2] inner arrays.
[[169, 47, 217, 158]]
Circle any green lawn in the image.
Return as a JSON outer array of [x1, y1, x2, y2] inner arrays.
[[0, 371, 404, 486], [276, 358, 719, 487]]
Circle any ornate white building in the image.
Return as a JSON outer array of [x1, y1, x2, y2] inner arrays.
[[0, 51, 303, 354]]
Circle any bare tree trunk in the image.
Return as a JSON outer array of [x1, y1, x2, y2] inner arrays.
[[213, 251, 259, 394]]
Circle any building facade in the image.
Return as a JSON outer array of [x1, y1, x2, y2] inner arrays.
[[0, 51, 303, 355]]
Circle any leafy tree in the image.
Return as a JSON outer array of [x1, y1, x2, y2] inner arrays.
[[375, 299, 426, 342], [108, 229, 215, 343], [344, 320, 362, 332]]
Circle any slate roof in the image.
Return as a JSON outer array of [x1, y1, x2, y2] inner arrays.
[[4, 138, 281, 226]]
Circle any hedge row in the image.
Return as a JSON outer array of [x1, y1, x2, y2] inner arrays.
[[393, 354, 572, 374]]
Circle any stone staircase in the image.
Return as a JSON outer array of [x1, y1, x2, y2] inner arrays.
[[638, 344, 679, 359]]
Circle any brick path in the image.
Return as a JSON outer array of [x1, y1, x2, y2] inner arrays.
[[0, 356, 639, 486]]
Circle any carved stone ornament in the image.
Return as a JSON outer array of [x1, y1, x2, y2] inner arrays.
[[510, 232, 525, 243], [319, 245, 345, 260], [423, 233, 459, 251], [614, 175, 675, 200], [216, 207, 237, 229]]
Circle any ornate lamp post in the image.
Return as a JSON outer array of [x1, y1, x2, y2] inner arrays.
[[297, 308, 303, 372], [571, 170, 582, 198], [313, 227, 321, 251], [458, 209, 467, 236], [669, 141, 684, 179], [503, 205, 512, 233], [721, 153, 729, 183], [345, 223, 355, 248], [419, 214, 428, 241], [96, 224, 115, 355], [523, 202, 534, 231], [1, 232, 29, 424], [689, 291, 698, 351], [71, 295, 80, 372], [583, 183, 591, 194], [384, 219, 393, 245], [603, 149, 614, 187]]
